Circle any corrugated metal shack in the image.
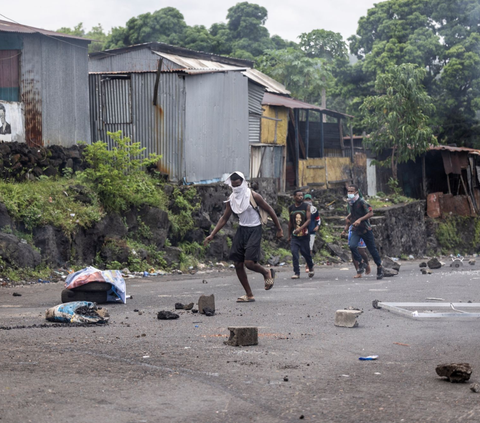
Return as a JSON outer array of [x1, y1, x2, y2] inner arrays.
[[89, 43, 290, 184], [0, 20, 91, 146], [260, 92, 354, 191]]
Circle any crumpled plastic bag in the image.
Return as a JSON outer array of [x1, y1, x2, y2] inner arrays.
[[45, 301, 109, 324], [65, 266, 126, 304]]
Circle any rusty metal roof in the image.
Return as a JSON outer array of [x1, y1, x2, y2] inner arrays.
[[262, 92, 353, 119], [0, 19, 89, 41], [242, 69, 289, 95], [429, 145, 480, 156]]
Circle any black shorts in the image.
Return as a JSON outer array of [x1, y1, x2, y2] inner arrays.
[[229, 225, 262, 263]]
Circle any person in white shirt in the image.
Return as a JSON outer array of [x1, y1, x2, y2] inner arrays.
[[204, 171, 283, 302]]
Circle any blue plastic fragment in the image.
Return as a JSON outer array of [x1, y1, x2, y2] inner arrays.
[[359, 355, 379, 361]]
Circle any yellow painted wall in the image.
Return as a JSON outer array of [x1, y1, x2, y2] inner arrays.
[[261, 105, 288, 145], [299, 157, 352, 187], [325, 157, 351, 183], [299, 158, 326, 187]]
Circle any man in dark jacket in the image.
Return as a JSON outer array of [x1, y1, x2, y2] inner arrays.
[[344, 185, 383, 279]]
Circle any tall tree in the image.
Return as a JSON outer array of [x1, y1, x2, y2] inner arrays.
[[348, 0, 480, 146], [257, 47, 332, 104], [104, 7, 187, 49], [360, 64, 437, 180], [226, 2, 274, 57]]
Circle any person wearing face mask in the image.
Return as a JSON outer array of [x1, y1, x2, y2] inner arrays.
[[343, 184, 383, 279], [204, 171, 283, 302]]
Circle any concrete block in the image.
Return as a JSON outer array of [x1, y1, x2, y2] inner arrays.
[[198, 294, 215, 314], [334, 309, 363, 328], [224, 326, 258, 346]]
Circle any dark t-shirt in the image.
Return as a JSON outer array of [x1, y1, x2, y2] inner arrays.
[[289, 202, 309, 237], [348, 198, 372, 233]]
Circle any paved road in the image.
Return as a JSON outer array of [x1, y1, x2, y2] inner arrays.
[[1, 261, 480, 422]]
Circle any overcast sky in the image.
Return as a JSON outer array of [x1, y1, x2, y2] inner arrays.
[[1, 0, 379, 43]]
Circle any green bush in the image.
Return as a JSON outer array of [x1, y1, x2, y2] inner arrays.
[[78, 131, 164, 212]]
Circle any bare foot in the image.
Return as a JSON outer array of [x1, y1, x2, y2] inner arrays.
[[353, 273, 362, 279], [366, 264, 371, 275]]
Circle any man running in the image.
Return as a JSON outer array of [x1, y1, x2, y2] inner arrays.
[[303, 194, 321, 272], [204, 171, 283, 302], [345, 184, 383, 279]]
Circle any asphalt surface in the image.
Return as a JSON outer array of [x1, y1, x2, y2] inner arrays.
[[2, 260, 480, 422]]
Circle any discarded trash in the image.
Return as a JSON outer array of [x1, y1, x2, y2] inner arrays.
[[436, 363, 472, 383], [359, 355, 379, 361], [393, 342, 410, 347], [374, 301, 480, 319], [469, 259, 476, 265], [279, 262, 285, 266], [157, 311, 179, 320], [45, 301, 109, 324], [65, 266, 126, 304]]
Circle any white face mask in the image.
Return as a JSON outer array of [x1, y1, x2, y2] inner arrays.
[[347, 193, 356, 199], [232, 186, 243, 193]]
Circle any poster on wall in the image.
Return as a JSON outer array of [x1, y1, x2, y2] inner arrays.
[[0, 100, 25, 142]]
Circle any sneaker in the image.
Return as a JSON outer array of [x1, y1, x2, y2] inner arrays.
[[291, 274, 300, 279], [377, 266, 384, 280], [357, 261, 366, 275], [308, 270, 315, 278]]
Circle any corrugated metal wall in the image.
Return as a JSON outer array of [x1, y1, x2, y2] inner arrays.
[[90, 72, 186, 180], [21, 35, 91, 146], [184, 71, 249, 182], [89, 49, 159, 72], [250, 145, 283, 180], [248, 81, 264, 144]]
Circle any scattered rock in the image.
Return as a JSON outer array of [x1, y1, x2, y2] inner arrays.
[[12, 292, 22, 297], [427, 257, 442, 269], [224, 326, 258, 346], [175, 302, 185, 310], [436, 363, 472, 383], [157, 311, 180, 320], [184, 302, 194, 310], [382, 267, 398, 277], [421, 268, 432, 275], [469, 259, 476, 265], [383, 257, 401, 271], [198, 294, 215, 314], [191, 309, 198, 313], [203, 307, 215, 316], [334, 309, 363, 328], [470, 383, 480, 393], [419, 262, 427, 268], [283, 376, 289, 382]]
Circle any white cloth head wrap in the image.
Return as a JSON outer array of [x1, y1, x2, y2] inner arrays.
[[224, 171, 251, 214]]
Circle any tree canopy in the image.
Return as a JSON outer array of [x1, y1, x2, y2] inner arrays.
[[360, 64, 437, 180], [56, 0, 480, 148]]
